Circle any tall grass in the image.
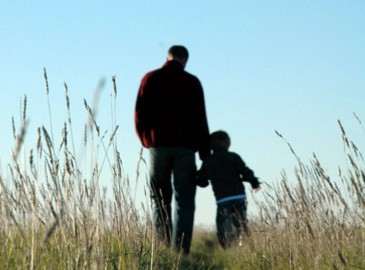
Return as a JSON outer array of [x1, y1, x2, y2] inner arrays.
[[0, 72, 364, 269], [0, 71, 165, 269]]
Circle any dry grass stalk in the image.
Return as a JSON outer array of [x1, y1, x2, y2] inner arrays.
[[1, 75, 364, 269]]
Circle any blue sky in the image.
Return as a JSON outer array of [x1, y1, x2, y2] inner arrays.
[[1, 1, 364, 226]]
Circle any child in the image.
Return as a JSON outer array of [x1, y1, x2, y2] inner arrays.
[[197, 130, 261, 249]]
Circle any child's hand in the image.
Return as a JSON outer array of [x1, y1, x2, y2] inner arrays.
[[253, 187, 261, 193]]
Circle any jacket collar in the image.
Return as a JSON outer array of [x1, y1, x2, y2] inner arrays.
[[163, 60, 184, 70], [213, 148, 229, 154]]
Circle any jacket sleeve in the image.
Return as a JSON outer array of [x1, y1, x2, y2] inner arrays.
[[233, 154, 260, 189], [193, 79, 210, 160], [135, 74, 154, 148]]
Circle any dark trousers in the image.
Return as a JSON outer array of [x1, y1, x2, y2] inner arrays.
[[216, 200, 248, 249], [149, 147, 196, 254]]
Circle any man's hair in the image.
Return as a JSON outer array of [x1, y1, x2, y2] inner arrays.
[[168, 45, 189, 60], [210, 130, 231, 150]]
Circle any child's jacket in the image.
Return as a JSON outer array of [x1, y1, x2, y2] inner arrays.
[[198, 149, 260, 201]]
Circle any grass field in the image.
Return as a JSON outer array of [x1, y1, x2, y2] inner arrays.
[[0, 74, 364, 269]]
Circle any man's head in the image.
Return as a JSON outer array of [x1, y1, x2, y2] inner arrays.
[[210, 130, 231, 150], [167, 45, 189, 68]]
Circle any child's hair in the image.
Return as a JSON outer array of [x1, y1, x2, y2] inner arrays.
[[210, 130, 231, 150]]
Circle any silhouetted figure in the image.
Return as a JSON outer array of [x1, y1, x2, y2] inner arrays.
[[197, 130, 261, 249], [135, 45, 210, 254]]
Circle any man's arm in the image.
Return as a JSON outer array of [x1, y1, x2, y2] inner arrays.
[[193, 79, 210, 160], [135, 74, 154, 147]]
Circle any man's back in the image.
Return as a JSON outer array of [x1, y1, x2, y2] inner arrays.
[[134, 45, 210, 254], [135, 60, 209, 159]]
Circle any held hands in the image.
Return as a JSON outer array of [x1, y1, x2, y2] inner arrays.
[[196, 170, 209, 188]]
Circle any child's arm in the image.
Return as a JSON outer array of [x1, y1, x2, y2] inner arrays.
[[233, 153, 260, 189]]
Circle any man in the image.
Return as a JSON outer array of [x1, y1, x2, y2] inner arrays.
[[135, 45, 210, 254]]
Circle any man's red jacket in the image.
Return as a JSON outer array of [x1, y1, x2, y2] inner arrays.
[[135, 60, 210, 160]]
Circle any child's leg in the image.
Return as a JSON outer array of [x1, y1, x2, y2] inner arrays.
[[232, 201, 249, 245], [241, 200, 250, 236], [216, 204, 235, 249]]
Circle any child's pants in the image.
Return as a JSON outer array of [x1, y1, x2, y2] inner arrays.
[[216, 199, 248, 249]]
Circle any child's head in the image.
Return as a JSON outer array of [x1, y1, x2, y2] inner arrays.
[[210, 130, 231, 150]]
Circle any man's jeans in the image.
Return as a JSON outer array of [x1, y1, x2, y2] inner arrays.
[[149, 147, 197, 254]]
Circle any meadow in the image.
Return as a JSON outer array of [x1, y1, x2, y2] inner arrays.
[[0, 73, 364, 269]]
